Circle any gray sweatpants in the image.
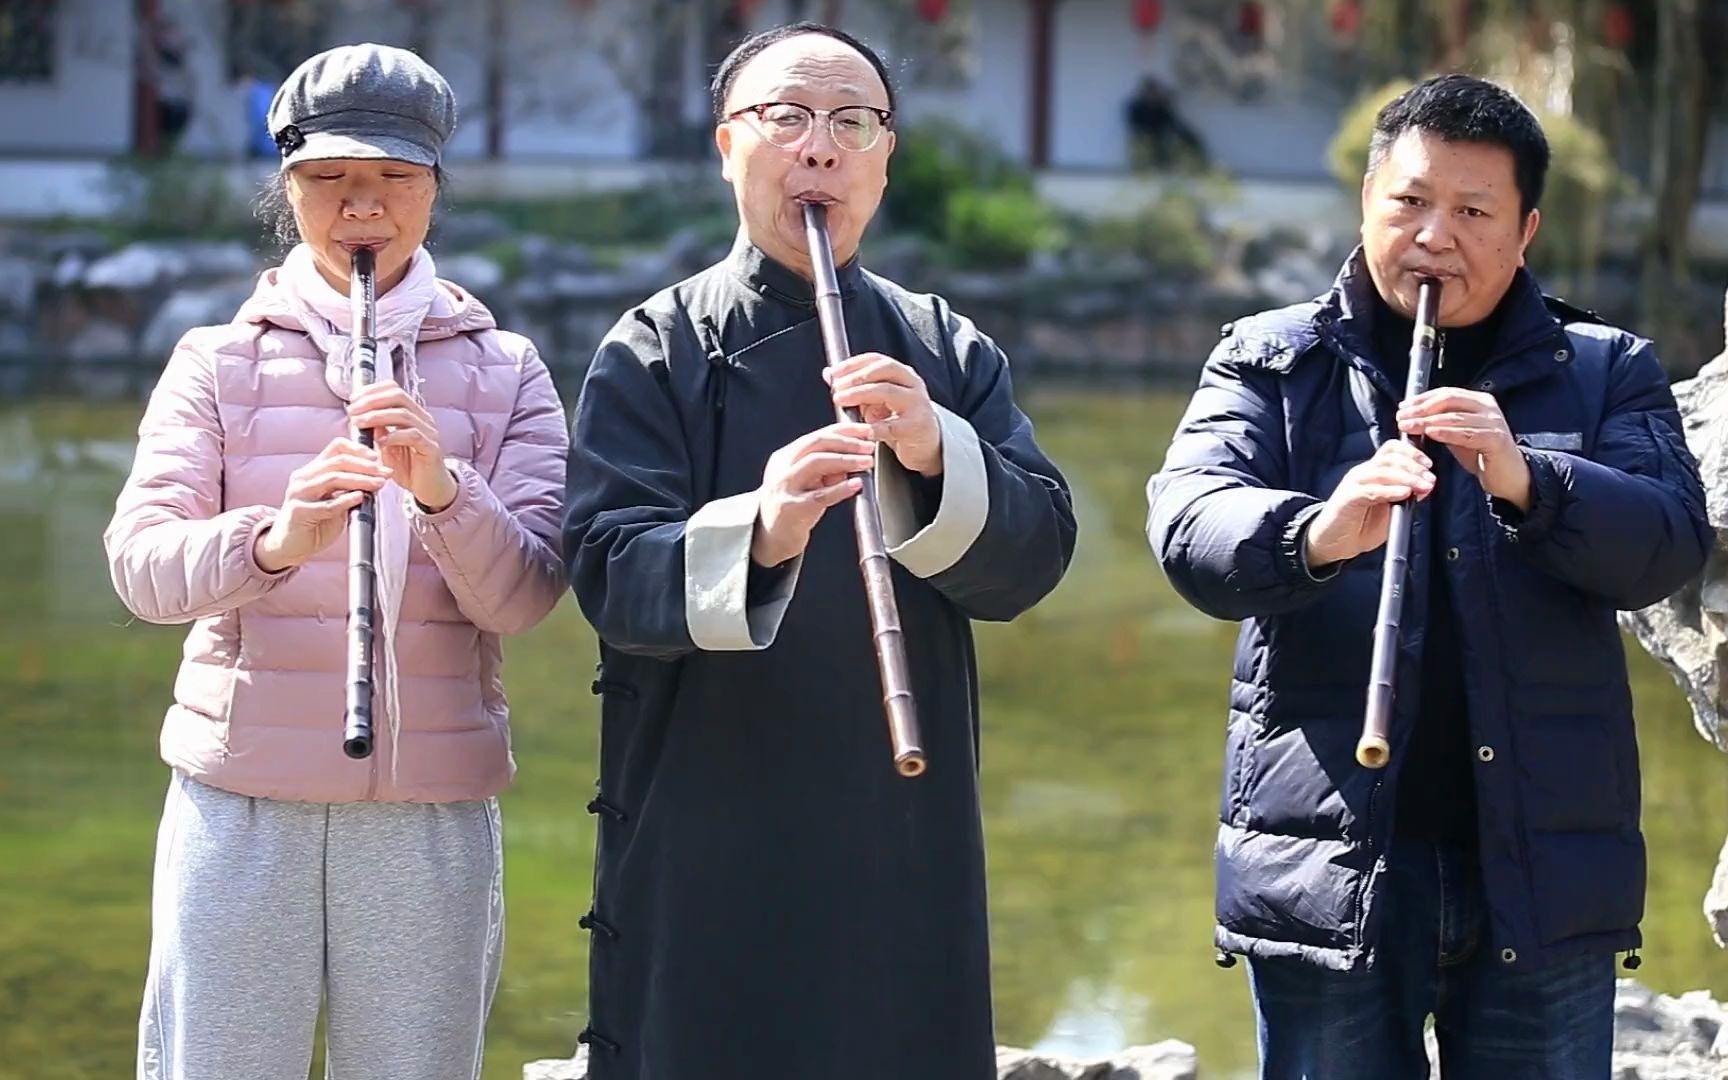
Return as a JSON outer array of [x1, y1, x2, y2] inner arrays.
[[137, 771, 504, 1080]]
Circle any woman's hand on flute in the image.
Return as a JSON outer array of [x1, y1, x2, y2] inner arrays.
[[1303, 440, 1435, 570], [825, 353, 942, 477], [346, 380, 459, 512], [254, 437, 392, 573], [1396, 388, 1532, 511], [751, 422, 877, 568]]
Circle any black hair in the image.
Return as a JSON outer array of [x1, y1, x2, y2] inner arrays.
[[709, 21, 896, 121], [1367, 73, 1550, 215], [253, 164, 447, 249]]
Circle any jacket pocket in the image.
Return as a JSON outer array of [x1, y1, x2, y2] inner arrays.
[[1515, 712, 1628, 833], [216, 610, 244, 756], [1244, 718, 1361, 838]]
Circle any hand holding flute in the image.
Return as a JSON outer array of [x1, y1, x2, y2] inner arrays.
[[1301, 443, 1437, 571], [1304, 435, 1437, 769], [248, 251, 390, 581], [776, 200, 924, 777], [1356, 276, 1443, 769]]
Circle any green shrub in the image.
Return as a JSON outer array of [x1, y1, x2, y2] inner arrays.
[[884, 118, 1034, 241], [477, 239, 526, 282], [1082, 188, 1219, 279], [943, 188, 1064, 269], [102, 156, 255, 243], [462, 184, 731, 247], [883, 119, 1074, 269]]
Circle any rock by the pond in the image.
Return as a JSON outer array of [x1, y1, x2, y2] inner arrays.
[[64, 319, 134, 361], [0, 253, 40, 316], [140, 284, 255, 357], [1710, 833, 1728, 949], [436, 253, 506, 298], [83, 241, 255, 291], [1418, 979, 1728, 1079], [1606, 980, 1728, 1080], [523, 983, 1725, 1080], [523, 1047, 586, 1080], [1619, 348, 1728, 754], [996, 1040, 1199, 1079], [1621, 290, 1728, 733], [523, 1042, 1199, 1080], [1619, 289, 1728, 949]]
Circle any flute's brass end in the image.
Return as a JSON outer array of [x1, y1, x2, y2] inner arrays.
[[896, 753, 927, 778], [1355, 737, 1390, 769]]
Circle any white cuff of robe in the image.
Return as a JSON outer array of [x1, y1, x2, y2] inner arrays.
[[877, 403, 990, 578], [684, 490, 802, 650]]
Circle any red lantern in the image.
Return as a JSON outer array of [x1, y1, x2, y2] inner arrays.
[[1330, 0, 1361, 38], [1238, 1, 1264, 39], [916, 0, 948, 23], [1132, 0, 1163, 35], [1603, 4, 1634, 48]]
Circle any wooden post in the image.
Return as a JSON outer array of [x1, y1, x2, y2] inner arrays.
[[1645, 0, 1708, 368], [133, 0, 162, 156], [485, 0, 507, 158], [1028, 0, 1057, 169]]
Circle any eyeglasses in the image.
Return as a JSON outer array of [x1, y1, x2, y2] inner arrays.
[[726, 102, 894, 152]]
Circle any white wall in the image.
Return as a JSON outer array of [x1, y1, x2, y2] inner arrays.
[[0, 0, 134, 155], [0, 0, 1358, 176], [1046, 0, 1146, 169], [891, 1, 1034, 163], [450, 0, 642, 160], [4, 0, 1721, 197], [161, 0, 250, 159]]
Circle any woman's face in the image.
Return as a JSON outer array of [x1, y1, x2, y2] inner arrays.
[[285, 158, 437, 294]]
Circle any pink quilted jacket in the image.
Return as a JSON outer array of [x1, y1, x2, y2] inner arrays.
[[104, 267, 568, 803]]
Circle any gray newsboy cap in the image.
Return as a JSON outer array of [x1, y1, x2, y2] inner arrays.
[[267, 43, 456, 169]]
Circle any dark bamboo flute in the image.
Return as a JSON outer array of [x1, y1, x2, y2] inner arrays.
[[801, 201, 926, 778], [1359, 276, 1443, 769], [342, 246, 379, 760]]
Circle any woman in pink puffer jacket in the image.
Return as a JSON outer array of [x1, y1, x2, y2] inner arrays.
[[103, 44, 566, 1080]]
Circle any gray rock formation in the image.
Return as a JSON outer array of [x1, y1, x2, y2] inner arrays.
[[522, 1041, 1202, 1080], [1423, 980, 1728, 1078], [1619, 289, 1728, 947], [140, 284, 255, 357], [1604, 980, 1728, 1080], [995, 1040, 1200, 1080], [523, 1048, 586, 1080], [522, 988, 1727, 1080]]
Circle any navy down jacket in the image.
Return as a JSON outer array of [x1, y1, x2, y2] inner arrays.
[[1146, 251, 1710, 973]]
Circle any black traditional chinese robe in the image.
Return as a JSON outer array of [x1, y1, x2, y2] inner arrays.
[[562, 236, 1076, 1080]]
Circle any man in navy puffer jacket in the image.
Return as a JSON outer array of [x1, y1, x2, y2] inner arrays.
[[1146, 74, 1710, 1080]]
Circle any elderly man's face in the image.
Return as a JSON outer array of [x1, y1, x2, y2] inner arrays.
[[1361, 127, 1540, 328], [716, 34, 895, 277], [288, 158, 437, 295]]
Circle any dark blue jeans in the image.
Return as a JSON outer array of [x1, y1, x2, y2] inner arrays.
[[1247, 836, 1616, 1080]]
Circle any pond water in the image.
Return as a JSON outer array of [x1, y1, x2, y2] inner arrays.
[[1, 392, 1722, 1079]]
